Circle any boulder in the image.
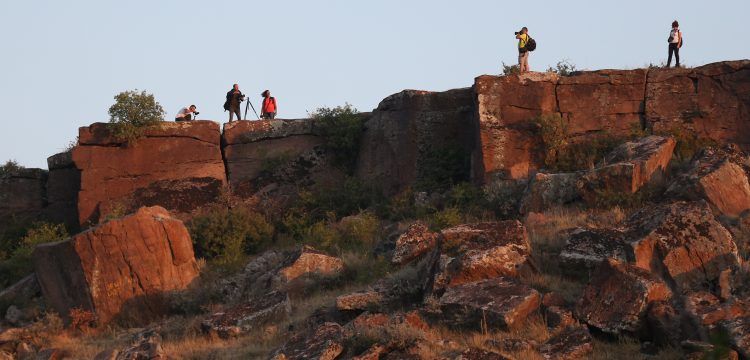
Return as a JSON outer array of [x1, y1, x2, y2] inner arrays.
[[222, 246, 343, 303], [391, 222, 439, 266], [666, 145, 750, 217], [0, 274, 41, 310], [625, 201, 740, 293], [721, 315, 750, 359], [33, 206, 199, 325], [559, 228, 630, 277], [473, 73, 557, 183], [579, 135, 675, 202], [455, 348, 510, 360], [538, 326, 594, 360], [646, 300, 683, 346], [519, 172, 583, 214], [438, 277, 541, 330], [201, 291, 291, 339], [99, 328, 166, 360], [434, 221, 533, 292], [72, 121, 226, 226], [336, 290, 384, 312], [646, 60, 750, 147], [576, 259, 672, 335], [357, 89, 475, 195], [271, 322, 344, 360], [557, 69, 647, 139], [0, 168, 47, 228]]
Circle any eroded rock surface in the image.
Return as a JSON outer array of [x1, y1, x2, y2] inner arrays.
[[439, 277, 541, 330], [33, 206, 199, 325], [576, 259, 671, 335], [271, 322, 344, 360], [202, 291, 291, 339], [72, 121, 226, 226], [391, 222, 439, 266]]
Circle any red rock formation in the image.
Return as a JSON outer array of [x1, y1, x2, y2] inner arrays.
[[434, 221, 533, 290], [473, 73, 557, 183], [271, 322, 344, 360], [439, 277, 541, 330], [667, 145, 750, 217], [222, 119, 338, 198], [32, 206, 199, 325], [202, 291, 291, 339], [356, 89, 475, 195], [71, 121, 226, 226], [646, 61, 750, 146], [537, 326, 594, 360], [580, 135, 675, 200], [391, 221, 439, 265], [575, 259, 672, 335], [557, 69, 647, 139]]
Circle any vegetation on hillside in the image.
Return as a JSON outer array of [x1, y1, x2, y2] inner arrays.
[[0, 222, 68, 290], [0, 160, 24, 177], [311, 104, 365, 174]]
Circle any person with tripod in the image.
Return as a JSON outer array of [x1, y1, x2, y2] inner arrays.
[[224, 84, 245, 122], [175, 105, 198, 121], [261, 90, 277, 119]]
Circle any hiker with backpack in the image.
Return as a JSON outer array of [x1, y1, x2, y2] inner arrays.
[[175, 104, 198, 121], [224, 84, 245, 122], [515, 27, 535, 73], [667, 20, 683, 68], [261, 90, 277, 120]]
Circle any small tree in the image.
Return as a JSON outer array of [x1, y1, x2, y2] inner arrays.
[[547, 59, 578, 76], [0, 160, 23, 177], [501, 62, 520, 76], [108, 90, 165, 141]]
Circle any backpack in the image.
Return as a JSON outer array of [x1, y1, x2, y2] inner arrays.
[[526, 37, 537, 51]]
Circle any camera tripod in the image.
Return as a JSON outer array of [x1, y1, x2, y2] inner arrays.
[[244, 98, 260, 120]]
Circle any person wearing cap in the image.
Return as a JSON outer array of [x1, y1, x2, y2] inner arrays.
[[261, 90, 277, 120], [516, 27, 531, 73], [175, 104, 198, 121]]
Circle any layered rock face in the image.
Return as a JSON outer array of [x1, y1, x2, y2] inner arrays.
[[475, 60, 750, 184], [356, 89, 476, 195], [45, 151, 80, 231], [223, 119, 338, 198], [32, 206, 199, 325], [646, 61, 750, 146], [0, 168, 47, 227], [72, 121, 226, 226]]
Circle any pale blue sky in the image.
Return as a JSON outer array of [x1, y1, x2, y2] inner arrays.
[[1, 0, 748, 168]]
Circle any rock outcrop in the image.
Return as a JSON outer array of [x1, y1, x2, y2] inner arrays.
[[72, 121, 226, 226], [576, 259, 672, 335], [646, 61, 750, 147], [45, 151, 80, 231], [222, 119, 339, 198], [0, 168, 47, 227], [356, 89, 475, 195], [391, 221, 439, 266], [439, 277, 541, 330], [33, 206, 199, 325], [666, 145, 750, 217], [202, 291, 291, 339]]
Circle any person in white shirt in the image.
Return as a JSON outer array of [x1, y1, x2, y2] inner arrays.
[[667, 20, 683, 68], [175, 105, 198, 121]]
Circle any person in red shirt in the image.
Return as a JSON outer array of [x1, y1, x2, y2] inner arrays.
[[261, 90, 277, 119]]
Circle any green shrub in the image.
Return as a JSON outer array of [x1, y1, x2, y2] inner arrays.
[[311, 104, 365, 174], [547, 59, 578, 76], [288, 212, 381, 254], [298, 177, 384, 221], [0, 160, 23, 177], [188, 206, 274, 269], [502, 62, 520, 76], [108, 90, 165, 142], [428, 207, 464, 230], [0, 223, 68, 289], [415, 145, 470, 192], [656, 126, 716, 162]]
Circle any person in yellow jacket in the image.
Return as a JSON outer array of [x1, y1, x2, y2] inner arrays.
[[515, 27, 530, 73]]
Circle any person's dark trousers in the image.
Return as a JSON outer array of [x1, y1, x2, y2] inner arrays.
[[228, 108, 241, 121], [175, 114, 193, 122], [667, 43, 680, 67], [261, 112, 276, 120]]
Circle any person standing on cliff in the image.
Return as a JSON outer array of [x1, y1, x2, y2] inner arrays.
[[667, 20, 683, 68], [516, 27, 530, 73], [175, 105, 198, 121], [224, 84, 244, 122], [261, 90, 277, 119]]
